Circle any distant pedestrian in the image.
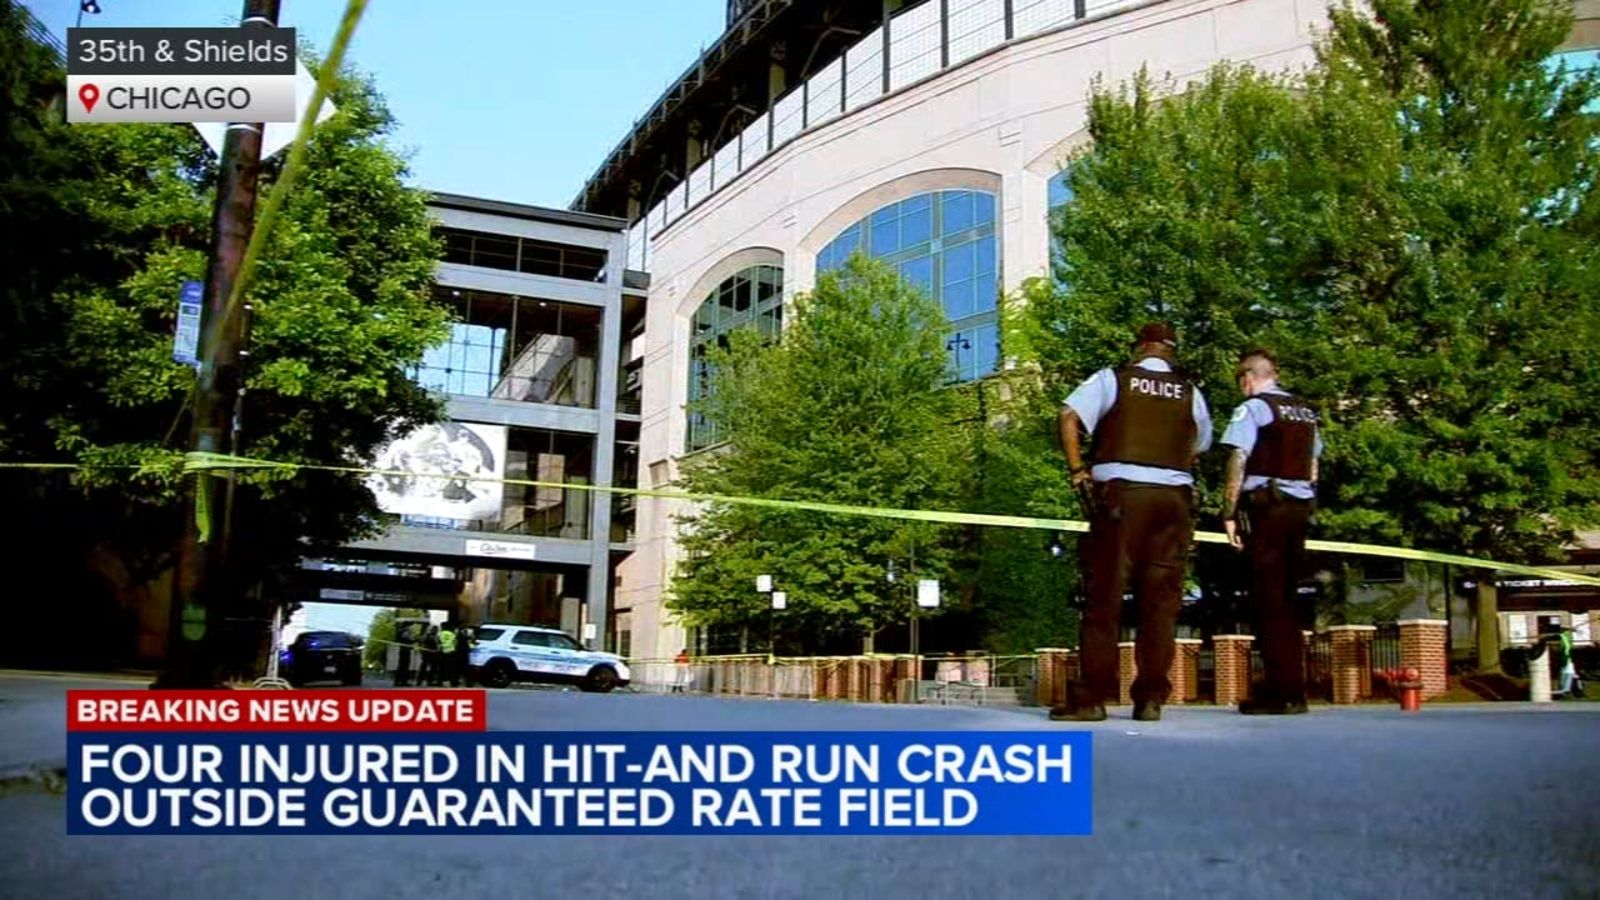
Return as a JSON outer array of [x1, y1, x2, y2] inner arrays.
[[1558, 627, 1582, 698], [452, 626, 475, 687], [419, 625, 441, 686], [673, 649, 691, 694]]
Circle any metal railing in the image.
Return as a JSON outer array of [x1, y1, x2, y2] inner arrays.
[[623, 0, 1152, 271]]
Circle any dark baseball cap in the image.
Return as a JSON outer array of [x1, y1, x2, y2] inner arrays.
[[1135, 322, 1178, 347]]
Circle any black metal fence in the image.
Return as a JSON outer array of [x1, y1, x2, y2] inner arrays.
[[1305, 632, 1334, 701], [1371, 623, 1401, 673]]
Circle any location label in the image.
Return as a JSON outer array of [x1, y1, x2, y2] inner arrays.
[[79, 83, 100, 113]]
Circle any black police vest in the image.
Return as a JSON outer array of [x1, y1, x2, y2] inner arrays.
[[1245, 392, 1318, 481], [1094, 364, 1196, 473]]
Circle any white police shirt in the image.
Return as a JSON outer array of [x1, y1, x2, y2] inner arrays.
[[1064, 357, 1213, 487], [1219, 383, 1323, 500]]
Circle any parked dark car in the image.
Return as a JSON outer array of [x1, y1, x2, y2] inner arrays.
[[280, 631, 363, 686]]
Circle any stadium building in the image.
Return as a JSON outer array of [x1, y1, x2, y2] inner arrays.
[[565, 0, 1600, 662]]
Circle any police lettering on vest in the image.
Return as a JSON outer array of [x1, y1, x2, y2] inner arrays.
[[1245, 393, 1318, 481], [1094, 365, 1198, 473], [1128, 376, 1186, 401]]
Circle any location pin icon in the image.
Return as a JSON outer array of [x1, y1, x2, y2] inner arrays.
[[79, 83, 100, 113]]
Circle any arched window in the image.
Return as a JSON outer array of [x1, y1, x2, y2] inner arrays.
[[815, 189, 999, 382], [1048, 167, 1074, 285], [686, 264, 784, 452]]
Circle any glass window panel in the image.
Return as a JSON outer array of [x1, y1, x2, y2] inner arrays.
[[442, 231, 474, 265], [974, 191, 997, 224], [871, 203, 900, 227], [870, 216, 900, 256], [472, 234, 518, 270], [943, 241, 976, 283], [941, 191, 975, 235], [899, 256, 934, 295], [976, 235, 997, 277], [900, 203, 933, 247], [975, 323, 1000, 374], [1048, 170, 1074, 209], [972, 274, 997, 314], [944, 280, 977, 321]]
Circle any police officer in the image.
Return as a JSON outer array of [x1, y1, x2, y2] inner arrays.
[[1220, 348, 1323, 715], [438, 623, 458, 687], [1055, 322, 1213, 722]]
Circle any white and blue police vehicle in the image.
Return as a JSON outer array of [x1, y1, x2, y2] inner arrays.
[[467, 624, 630, 693]]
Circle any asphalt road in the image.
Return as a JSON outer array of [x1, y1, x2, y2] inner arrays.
[[2, 673, 1597, 899]]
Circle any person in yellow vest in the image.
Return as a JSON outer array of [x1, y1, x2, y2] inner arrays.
[[437, 624, 458, 687]]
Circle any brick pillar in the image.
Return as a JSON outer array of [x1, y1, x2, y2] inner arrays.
[[1399, 619, 1449, 699], [1328, 625, 1376, 704], [1213, 635, 1254, 706], [1035, 648, 1072, 707], [1116, 642, 1136, 706], [1170, 639, 1201, 704]]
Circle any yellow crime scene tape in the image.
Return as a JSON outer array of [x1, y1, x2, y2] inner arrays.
[[3, 452, 1596, 588]]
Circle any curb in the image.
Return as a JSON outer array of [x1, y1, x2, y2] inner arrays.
[[0, 761, 68, 794], [0, 669, 154, 684]]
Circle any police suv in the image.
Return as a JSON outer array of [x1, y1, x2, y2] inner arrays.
[[468, 624, 630, 693]]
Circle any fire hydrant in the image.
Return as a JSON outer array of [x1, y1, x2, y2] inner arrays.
[[1379, 666, 1424, 712]]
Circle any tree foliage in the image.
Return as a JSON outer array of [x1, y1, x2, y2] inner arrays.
[[1023, 0, 1600, 566], [667, 256, 970, 650], [0, 6, 449, 663]]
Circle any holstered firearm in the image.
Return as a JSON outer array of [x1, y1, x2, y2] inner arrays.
[[1229, 501, 1252, 544], [1074, 477, 1098, 520]]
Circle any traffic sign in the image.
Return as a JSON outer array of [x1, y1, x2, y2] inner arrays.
[[193, 58, 335, 160], [173, 280, 202, 367]]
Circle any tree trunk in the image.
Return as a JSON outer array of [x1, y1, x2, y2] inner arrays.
[[1475, 577, 1501, 673]]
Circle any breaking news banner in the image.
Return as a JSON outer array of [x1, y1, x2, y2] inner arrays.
[[65, 691, 1090, 836]]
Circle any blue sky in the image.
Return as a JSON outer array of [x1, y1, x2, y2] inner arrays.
[[25, 0, 725, 208]]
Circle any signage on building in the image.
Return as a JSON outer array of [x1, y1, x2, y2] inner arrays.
[[463, 539, 535, 561], [367, 421, 508, 521]]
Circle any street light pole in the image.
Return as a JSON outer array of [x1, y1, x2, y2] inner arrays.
[[159, 0, 281, 689]]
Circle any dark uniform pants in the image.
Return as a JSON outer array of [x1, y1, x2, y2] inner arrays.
[[1243, 489, 1313, 703], [1079, 481, 1193, 706]]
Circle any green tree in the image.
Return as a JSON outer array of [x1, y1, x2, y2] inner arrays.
[[964, 371, 1084, 654], [364, 607, 428, 670], [668, 255, 970, 653], [0, 8, 449, 667], [1024, 0, 1600, 666]]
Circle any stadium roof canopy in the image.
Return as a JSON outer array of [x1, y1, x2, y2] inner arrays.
[[571, 0, 902, 220]]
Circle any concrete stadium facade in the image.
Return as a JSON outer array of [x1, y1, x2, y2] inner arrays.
[[590, 0, 1600, 660]]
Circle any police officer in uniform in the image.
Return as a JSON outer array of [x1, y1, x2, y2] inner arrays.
[[1220, 348, 1323, 715], [1055, 323, 1213, 722]]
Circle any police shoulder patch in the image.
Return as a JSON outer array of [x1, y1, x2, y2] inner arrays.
[[1230, 404, 1250, 423]]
